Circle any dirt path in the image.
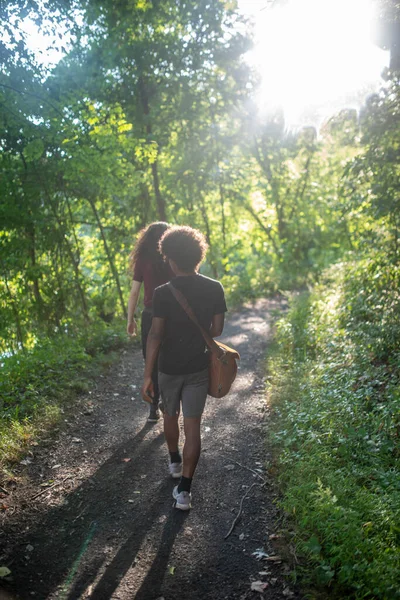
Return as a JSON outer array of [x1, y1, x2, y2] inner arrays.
[[0, 298, 302, 600]]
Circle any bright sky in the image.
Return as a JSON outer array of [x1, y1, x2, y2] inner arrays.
[[18, 0, 389, 129], [20, 17, 70, 69], [238, 0, 389, 128]]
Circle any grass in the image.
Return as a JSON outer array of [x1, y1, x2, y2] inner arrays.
[[267, 257, 400, 599], [0, 320, 134, 474]]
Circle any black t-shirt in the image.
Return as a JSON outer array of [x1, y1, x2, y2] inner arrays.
[[152, 274, 227, 375]]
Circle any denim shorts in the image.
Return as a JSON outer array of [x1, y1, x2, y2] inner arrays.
[[158, 368, 209, 418]]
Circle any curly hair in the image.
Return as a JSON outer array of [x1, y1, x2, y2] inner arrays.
[[159, 226, 208, 272], [129, 222, 170, 275]]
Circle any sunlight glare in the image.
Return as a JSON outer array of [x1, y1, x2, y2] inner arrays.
[[20, 18, 66, 68], [240, 0, 389, 127]]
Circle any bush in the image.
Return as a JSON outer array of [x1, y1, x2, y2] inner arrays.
[[0, 320, 130, 468], [268, 256, 400, 598]]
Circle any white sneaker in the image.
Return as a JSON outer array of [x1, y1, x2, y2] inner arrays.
[[169, 462, 182, 479], [173, 486, 192, 511], [147, 407, 160, 423]]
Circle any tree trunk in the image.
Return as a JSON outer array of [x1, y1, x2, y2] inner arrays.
[[20, 154, 45, 320], [32, 165, 90, 322], [244, 203, 280, 258], [87, 196, 127, 319], [25, 221, 45, 320], [391, 211, 399, 264], [219, 180, 227, 256], [199, 194, 219, 278], [60, 234, 90, 322], [151, 161, 167, 221], [4, 277, 25, 353], [253, 139, 288, 241], [139, 184, 151, 227], [210, 106, 226, 262], [138, 74, 167, 221]]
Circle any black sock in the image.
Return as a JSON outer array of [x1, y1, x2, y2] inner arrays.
[[177, 476, 192, 493], [169, 451, 181, 464]]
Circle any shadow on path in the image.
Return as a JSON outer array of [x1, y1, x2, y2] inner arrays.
[[2, 422, 166, 599], [1, 298, 294, 600]]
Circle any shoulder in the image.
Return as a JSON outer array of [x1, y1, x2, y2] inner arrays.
[[154, 281, 171, 298], [134, 258, 154, 276], [197, 274, 224, 293], [152, 282, 172, 315]]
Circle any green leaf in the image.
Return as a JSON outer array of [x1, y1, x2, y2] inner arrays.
[[23, 139, 45, 162], [305, 535, 322, 555], [0, 566, 11, 578]]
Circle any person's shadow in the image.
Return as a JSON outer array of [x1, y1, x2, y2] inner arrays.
[[133, 509, 189, 600], [74, 505, 188, 600], [2, 421, 168, 600]]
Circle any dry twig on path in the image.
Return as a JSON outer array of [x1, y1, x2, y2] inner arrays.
[[225, 482, 259, 540], [30, 476, 73, 501], [229, 459, 267, 484]]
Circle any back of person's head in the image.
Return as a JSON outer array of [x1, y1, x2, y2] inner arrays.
[[160, 226, 208, 273], [129, 221, 170, 273]]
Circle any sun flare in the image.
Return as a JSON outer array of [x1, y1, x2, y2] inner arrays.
[[240, 0, 389, 127]]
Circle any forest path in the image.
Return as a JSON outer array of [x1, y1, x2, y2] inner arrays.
[[1, 298, 302, 600]]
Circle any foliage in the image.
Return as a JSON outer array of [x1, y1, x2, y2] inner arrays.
[[240, 107, 360, 288], [342, 77, 400, 262], [268, 256, 400, 598], [0, 2, 399, 595], [1, 0, 375, 357], [0, 320, 128, 420], [265, 73, 400, 598], [0, 0, 256, 353], [0, 320, 130, 468]]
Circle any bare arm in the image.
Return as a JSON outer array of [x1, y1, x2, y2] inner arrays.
[[144, 317, 165, 377], [210, 313, 225, 338], [127, 280, 141, 336], [141, 317, 165, 402]]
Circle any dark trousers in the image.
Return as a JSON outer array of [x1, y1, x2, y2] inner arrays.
[[141, 308, 159, 407]]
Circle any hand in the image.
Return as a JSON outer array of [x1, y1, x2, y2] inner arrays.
[[141, 377, 154, 404], [127, 320, 137, 336]]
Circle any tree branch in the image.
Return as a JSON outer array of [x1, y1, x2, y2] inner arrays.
[[289, 150, 314, 221], [0, 83, 64, 118], [244, 202, 280, 257]]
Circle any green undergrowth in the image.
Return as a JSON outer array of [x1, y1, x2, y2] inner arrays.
[[0, 321, 132, 472], [268, 256, 400, 599]]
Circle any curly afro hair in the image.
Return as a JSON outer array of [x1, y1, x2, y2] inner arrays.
[[159, 226, 208, 272]]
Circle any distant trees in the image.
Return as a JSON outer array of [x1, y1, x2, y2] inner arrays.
[[0, 0, 252, 351], [1, 0, 398, 354], [345, 78, 400, 263]]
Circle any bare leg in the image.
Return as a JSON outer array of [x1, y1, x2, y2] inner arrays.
[[182, 417, 202, 478], [163, 412, 180, 453]]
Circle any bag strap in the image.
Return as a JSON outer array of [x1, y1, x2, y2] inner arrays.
[[168, 283, 224, 359]]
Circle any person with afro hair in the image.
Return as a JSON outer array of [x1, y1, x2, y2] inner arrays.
[[141, 226, 227, 510]]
